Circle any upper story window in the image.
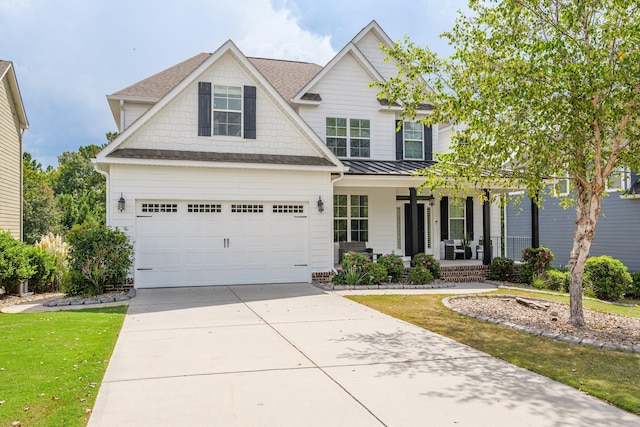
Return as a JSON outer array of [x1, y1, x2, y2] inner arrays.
[[552, 177, 570, 197], [404, 122, 423, 159], [606, 168, 631, 192], [214, 85, 242, 136], [326, 117, 370, 158], [198, 83, 256, 139]]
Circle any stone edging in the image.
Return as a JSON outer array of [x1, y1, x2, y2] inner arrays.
[[313, 282, 456, 291], [42, 288, 136, 307], [442, 294, 640, 353]]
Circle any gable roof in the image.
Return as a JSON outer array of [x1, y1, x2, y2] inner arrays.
[[97, 40, 343, 171], [0, 60, 28, 130], [247, 58, 322, 105]]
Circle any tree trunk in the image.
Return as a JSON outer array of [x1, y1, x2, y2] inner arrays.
[[567, 186, 601, 327]]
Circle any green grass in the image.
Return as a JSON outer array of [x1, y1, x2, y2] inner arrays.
[[347, 290, 640, 415], [0, 306, 126, 426]]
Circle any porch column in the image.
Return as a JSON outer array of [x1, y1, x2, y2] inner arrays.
[[531, 195, 539, 248], [482, 189, 492, 265], [410, 187, 419, 257]]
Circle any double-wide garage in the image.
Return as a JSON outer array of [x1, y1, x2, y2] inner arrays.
[[134, 201, 309, 288]]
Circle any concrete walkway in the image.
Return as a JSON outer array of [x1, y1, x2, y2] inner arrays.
[[89, 283, 639, 426]]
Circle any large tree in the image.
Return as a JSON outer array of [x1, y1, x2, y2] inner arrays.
[[376, 0, 640, 326], [22, 153, 60, 243]]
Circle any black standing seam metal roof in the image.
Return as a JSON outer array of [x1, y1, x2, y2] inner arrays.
[[341, 159, 436, 175]]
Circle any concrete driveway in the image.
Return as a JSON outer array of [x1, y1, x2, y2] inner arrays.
[[89, 283, 639, 426]]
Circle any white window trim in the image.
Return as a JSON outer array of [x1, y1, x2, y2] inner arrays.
[[449, 198, 466, 240], [605, 168, 631, 193], [333, 194, 369, 242], [403, 121, 424, 160], [213, 85, 243, 137], [325, 116, 371, 159]]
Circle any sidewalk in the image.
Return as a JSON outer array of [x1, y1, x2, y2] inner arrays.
[[88, 283, 639, 426]]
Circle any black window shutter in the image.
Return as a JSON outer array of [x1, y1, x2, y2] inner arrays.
[[198, 82, 211, 136], [466, 197, 474, 238], [244, 86, 257, 139], [440, 196, 449, 240], [424, 124, 433, 161], [395, 120, 403, 160]]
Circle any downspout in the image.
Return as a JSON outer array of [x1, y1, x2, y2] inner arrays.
[[93, 161, 110, 225], [330, 171, 345, 273]]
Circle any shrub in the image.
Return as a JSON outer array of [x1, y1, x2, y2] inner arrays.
[[629, 272, 640, 299], [23, 246, 56, 293], [543, 269, 570, 292], [583, 256, 631, 302], [377, 253, 404, 282], [520, 246, 554, 284], [333, 266, 364, 286], [35, 233, 70, 291], [489, 257, 514, 281], [0, 230, 34, 293], [341, 251, 371, 271], [532, 273, 546, 290], [66, 224, 133, 296], [411, 253, 441, 279], [362, 262, 388, 285], [407, 266, 434, 285]]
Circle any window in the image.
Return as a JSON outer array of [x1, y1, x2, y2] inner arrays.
[[606, 169, 631, 192], [333, 195, 368, 242], [213, 85, 242, 136], [404, 122, 423, 159], [333, 195, 348, 242], [326, 117, 370, 158], [552, 178, 570, 197], [273, 205, 304, 213], [187, 204, 222, 213], [141, 203, 178, 213], [449, 198, 465, 239], [231, 204, 263, 213], [350, 195, 368, 241]]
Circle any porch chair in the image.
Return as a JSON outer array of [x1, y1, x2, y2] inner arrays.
[[476, 238, 493, 259], [444, 240, 466, 260]]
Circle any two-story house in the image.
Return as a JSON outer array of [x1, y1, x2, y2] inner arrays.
[[95, 21, 504, 288], [0, 60, 28, 241]]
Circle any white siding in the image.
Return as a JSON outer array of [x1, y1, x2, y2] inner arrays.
[[298, 52, 397, 161], [123, 102, 152, 129], [120, 52, 320, 158], [108, 164, 334, 278], [354, 31, 399, 81]]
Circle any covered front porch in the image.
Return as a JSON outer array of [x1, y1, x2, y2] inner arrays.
[[331, 159, 506, 267]]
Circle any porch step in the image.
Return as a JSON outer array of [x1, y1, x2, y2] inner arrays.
[[440, 265, 490, 283]]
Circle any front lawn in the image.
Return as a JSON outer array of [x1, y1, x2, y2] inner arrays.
[[0, 306, 126, 426], [347, 290, 640, 415]]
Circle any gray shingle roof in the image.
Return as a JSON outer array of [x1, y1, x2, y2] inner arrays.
[[341, 159, 436, 175], [112, 53, 211, 99], [108, 148, 335, 167], [109, 53, 322, 104]]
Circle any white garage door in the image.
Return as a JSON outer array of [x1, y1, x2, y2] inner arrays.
[[135, 201, 309, 288]]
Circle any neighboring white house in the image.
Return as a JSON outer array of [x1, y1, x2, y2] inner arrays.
[[95, 21, 503, 288], [0, 60, 28, 241]]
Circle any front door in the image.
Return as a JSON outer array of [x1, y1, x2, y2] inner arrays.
[[404, 204, 425, 257]]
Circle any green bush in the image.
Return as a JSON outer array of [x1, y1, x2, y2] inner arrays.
[[377, 253, 404, 282], [407, 266, 434, 285], [411, 253, 441, 279], [341, 251, 371, 271], [332, 266, 364, 286], [583, 256, 631, 302], [0, 230, 34, 293], [362, 262, 388, 285], [630, 272, 640, 299], [543, 269, 570, 292], [24, 246, 56, 293], [489, 257, 514, 281], [66, 224, 133, 296], [35, 233, 70, 291], [520, 246, 554, 284]]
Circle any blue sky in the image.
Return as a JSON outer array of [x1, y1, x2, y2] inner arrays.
[[1, 0, 467, 167]]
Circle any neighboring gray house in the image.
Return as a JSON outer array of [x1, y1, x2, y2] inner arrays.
[[505, 170, 640, 272]]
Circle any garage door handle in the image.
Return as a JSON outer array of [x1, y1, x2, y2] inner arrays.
[[137, 268, 153, 271]]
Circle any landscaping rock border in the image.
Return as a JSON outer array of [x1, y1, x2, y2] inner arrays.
[[314, 282, 456, 291], [42, 288, 136, 307], [442, 294, 640, 353]]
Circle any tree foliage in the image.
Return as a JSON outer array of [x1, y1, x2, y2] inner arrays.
[[376, 0, 640, 326]]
